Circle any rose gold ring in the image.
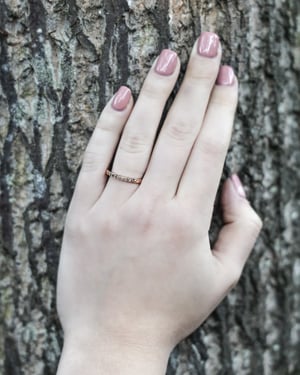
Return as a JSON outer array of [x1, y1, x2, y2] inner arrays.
[[105, 169, 142, 185]]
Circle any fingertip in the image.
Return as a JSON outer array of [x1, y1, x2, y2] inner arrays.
[[196, 31, 222, 59], [230, 174, 247, 198], [213, 176, 262, 278], [209, 70, 238, 109], [216, 65, 235, 86], [154, 49, 179, 77], [111, 86, 133, 111], [222, 175, 247, 205], [222, 175, 263, 231]]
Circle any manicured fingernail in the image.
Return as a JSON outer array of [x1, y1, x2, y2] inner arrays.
[[155, 49, 178, 76], [111, 86, 131, 111], [231, 174, 247, 198], [197, 32, 219, 58], [216, 65, 235, 86]]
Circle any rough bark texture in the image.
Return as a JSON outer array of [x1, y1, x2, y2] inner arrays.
[[0, 0, 299, 374]]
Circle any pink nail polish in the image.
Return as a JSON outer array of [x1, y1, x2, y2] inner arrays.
[[231, 174, 247, 198], [216, 65, 235, 86], [197, 32, 219, 58], [111, 86, 131, 111], [155, 49, 178, 76]]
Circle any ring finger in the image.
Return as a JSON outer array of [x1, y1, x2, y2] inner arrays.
[[101, 49, 180, 205]]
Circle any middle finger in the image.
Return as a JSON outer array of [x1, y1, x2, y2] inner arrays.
[[139, 32, 221, 199]]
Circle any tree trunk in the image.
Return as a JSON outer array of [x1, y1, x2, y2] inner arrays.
[[0, 0, 299, 374]]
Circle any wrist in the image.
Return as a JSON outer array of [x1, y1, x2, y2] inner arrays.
[[57, 331, 171, 375]]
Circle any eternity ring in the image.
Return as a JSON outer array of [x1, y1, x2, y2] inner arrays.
[[105, 169, 142, 184]]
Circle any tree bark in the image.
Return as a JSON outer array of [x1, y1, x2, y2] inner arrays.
[[0, 0, 299, 374]]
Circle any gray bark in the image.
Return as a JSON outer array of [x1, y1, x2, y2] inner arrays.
[[0, 0, 299, 374]]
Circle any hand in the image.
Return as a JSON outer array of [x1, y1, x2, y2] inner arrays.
[[56, 32, 262, 375]]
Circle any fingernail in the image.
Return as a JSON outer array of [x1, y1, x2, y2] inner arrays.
[[111, 86, 131, 111], [216, 65, 235, 86], [155, 49, 178, 76], [231, 174, 247, 198], [197, 32, 219, 58]]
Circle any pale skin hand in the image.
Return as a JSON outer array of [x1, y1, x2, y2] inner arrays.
[[56, 32, 262, 375]]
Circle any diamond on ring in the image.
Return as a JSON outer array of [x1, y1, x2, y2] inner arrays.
[[105, 169, 142, 184]]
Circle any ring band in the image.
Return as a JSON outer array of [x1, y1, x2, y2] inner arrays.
[[105, 169, 142, 184]]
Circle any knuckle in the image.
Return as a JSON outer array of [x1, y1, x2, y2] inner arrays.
[[169, 211, 196, 241], [65, 215, 89, 239], [95, 110, 124, 134], [98, 215, 119, 237], [166, 119, 195, 143], [187, 60, 219, 85], [138, 211, 155, 232], [81, 149, 102, 172], [65, 210, 119, 241], [142, 79, 170, 99], [247, 211, 263, 234], [210, 90, 238, 109], [119, 132, 148, 154], [199, 136, 227, 157], [123, 202, 156, 232], [95, 117, 114, 134]]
